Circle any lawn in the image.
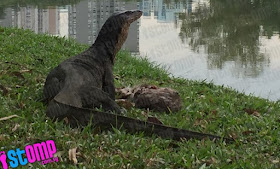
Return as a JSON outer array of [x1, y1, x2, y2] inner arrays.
[[0, 27, 279, 168]]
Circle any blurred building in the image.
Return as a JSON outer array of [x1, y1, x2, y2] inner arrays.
[[68, 0, 139, 52], [139, 0, 192, 22], [0, 0, 141, 53], [0, 6, 60, 35]]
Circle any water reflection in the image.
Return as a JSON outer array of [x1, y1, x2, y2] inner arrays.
[[179, 0, 280, 78], [138, 0, 280, 100], [0, 0, 280, 100]]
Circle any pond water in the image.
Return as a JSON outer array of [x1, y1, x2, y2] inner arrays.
[[1, 0, 280, 101]]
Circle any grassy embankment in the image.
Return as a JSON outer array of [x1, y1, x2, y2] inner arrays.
[[0, 27, 279, 168]]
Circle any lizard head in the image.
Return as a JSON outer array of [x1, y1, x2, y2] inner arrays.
[[113, 10, 143, 24], [95, 10, 142, 63]]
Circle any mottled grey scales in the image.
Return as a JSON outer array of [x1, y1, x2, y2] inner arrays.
[[43, 10, 143, 121]]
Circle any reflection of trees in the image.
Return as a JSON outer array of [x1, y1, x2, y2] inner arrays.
[[179, 0, 280, 77]]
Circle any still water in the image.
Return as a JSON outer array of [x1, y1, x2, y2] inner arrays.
[[0, 0, 280, 101]]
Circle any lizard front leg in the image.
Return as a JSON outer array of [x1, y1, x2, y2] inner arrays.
[[102, 63, 116, 100]]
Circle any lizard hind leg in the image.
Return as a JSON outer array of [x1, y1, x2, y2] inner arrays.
[[46, 99, 71, 121], [47, 86, 121, 119], [46, 85, 121, 126], [46, 99, 93, 127]]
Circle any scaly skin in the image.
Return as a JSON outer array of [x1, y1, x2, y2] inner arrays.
[[43, 10, 142, 119]]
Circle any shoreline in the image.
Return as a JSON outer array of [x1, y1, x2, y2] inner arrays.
[[0, 27, 279, 168]]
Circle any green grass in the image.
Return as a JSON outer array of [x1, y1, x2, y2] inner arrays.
[[0, 27, 279, 168]]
